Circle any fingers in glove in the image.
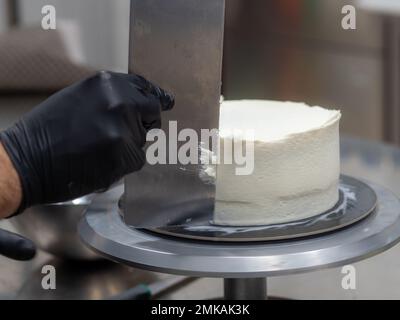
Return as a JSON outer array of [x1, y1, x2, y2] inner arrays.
[[128, 74, 175, 111], [110, 72, 174, 130], [0, 228, 36, 261]]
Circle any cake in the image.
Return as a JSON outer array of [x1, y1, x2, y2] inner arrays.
[[213, 100, 341, 226]]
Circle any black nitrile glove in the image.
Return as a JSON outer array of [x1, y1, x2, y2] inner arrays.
[[0, 228, 36, 260], [0, 71, 174, 215]]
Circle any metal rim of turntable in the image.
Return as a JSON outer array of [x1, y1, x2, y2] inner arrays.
[[79, 178, 400, 278]]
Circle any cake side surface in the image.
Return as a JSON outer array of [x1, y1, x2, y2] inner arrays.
[[214, 100, 341, 226]]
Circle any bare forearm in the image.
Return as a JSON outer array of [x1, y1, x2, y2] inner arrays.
[[0, 142, 22, 219]]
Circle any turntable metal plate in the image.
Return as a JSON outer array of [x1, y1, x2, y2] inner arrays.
[[145, 175, 377, 242]]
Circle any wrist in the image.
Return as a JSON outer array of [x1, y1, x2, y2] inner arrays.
[[0, 142, 22, 218]]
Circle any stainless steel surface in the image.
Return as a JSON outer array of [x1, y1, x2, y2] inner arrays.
[[144, 176, 377, 242], [125, 0, 225, 227], [16, 259, 158, 300], [224, 278, 267, 300], [11, 194, 99, 260], [149, 276, 193, 297]]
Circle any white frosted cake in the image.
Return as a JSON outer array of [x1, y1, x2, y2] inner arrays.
[[214, 100, 341, 226]]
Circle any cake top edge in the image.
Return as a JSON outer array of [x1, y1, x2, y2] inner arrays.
[[219, 100, 341, 142]]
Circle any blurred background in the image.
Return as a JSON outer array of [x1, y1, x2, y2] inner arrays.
[[0, 0, 130, 130], [0, 0, 399, 143], [222, 0, 400, 143], [1, 0, 400, 300]]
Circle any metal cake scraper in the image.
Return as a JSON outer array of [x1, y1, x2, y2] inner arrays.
[[123, 0, 226, 227]]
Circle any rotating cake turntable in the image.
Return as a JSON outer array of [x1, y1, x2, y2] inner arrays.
[[79, 2, 400, 300], [79, 137, 400, 300]]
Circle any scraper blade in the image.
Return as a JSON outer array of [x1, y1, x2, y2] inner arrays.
[[124, 0, 225, 227]]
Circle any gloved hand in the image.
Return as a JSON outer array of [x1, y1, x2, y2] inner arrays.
[[0, 228, 36, 260], [0, 71, 174, 215]]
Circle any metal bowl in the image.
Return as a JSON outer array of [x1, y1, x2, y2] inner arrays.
[[11, 195, 100, 260]]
